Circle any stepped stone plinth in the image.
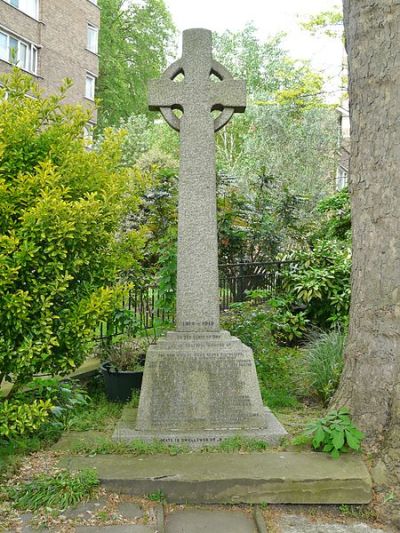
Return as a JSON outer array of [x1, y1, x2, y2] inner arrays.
[[113, 331, 286, 446]]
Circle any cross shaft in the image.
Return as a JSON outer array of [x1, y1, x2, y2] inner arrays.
[[148, 28, 246, 331]]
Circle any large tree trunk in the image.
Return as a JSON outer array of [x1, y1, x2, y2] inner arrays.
[[332, 0, 400, 472]]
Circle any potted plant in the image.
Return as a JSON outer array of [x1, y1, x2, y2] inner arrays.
[[100, 338, 148, 402]]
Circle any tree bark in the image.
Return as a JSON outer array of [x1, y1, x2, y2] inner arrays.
[[332, 0, 400, 471]]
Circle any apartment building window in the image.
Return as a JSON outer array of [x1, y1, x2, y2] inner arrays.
[[88, 0, 98, 5], [5, 0, 39, 19], [85, 73, 96, 100], [0, 30, 37, 73], [87, 24, 98, 54]]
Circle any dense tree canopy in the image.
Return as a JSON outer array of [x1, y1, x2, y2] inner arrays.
[[97, 0, 175, 129]]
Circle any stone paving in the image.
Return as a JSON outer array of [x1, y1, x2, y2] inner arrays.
[[12, 503, 394, 533]]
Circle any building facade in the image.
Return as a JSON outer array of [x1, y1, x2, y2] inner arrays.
[[0, 0, 99, 123]]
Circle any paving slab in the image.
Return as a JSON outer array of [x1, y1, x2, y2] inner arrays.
[[60, 498, 108, 518], [60, 451, 372, 504], [116, 502, 144, 519], [276, 514, 388, 532], [165, 509, 257, 533]]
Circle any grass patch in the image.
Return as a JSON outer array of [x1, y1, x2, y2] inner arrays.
[[5, 469, 99, 511], [206, 436, 269, 453], [66, 392, 123, 432]]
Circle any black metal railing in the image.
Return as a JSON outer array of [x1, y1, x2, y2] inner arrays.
[[95, 260, 298, 343]]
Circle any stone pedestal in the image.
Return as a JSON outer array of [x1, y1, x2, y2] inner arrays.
[[113, 331, 287, 447]]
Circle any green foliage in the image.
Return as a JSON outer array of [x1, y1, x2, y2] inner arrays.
[[222, 301, 302, 407], [6, 469, 99, 510], [155, 226, 177, 313], [300, 329, 346, 404], [282, 240, 351, 327], [97, 0, 175, 128], [301, 8, 343, 39], [316, 188, 351, 241], [213, 436, 269, 453], [101, 337, 147, 371], [65, 390, 123, 432], [303, 408, 364, 458], [148, 490, 166, 503], [0, 70, 143, 393], [0, 398, 53, 440], [0, 379, 90, 441]]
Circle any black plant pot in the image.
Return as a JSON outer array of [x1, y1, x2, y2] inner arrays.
[[100, 362, 143, 403]]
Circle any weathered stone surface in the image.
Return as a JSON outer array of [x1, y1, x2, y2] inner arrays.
[[114, 405, 286, 447], [61, 498, 107, 518], [276, 515, 387, 532], [165, 509, 257, 533], [60, 451, 372, 504], [116, 502, 143, 519], [148, 29, 245, 332], [127, 331, 285, 443], [132, 28, 281, 446]]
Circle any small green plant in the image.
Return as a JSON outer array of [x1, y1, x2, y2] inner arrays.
[[147, 489, 166, 503], [101, 338, 148, 372], [303, 408, 364, 458], [6, 469, 99, 510]]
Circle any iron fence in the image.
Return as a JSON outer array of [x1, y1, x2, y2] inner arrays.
[[96, 260, 298, 343]]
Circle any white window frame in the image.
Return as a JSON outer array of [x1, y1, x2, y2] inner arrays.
[[87, 23, 99, 54], [4, 0, 39, 20], [85, 73, 96, 100], [0, 29, 38, 74], [88, 0, 98, 5]]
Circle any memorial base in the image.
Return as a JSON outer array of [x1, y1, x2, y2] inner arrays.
[[113, 406, 287, 448], [112, 330, 287, 448]]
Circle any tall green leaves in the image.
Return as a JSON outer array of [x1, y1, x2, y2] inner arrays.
[[97, 0, 175, 128]]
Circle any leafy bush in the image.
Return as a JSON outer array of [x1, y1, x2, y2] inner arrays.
[[300, 328, 346, 404], [6, 469, 99, 510], [0, 379, 89, 440], [0, 70, 144, 400], [303, 408, 364, 458], [0, 398, 53, 439], [222, 301, 302, 407], [282, 240, 351, 327]]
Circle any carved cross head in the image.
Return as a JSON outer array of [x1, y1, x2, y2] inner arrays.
[[148, 28, 246, 132]]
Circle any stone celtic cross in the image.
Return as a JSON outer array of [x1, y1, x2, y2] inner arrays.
[[148, 28, 246, 332], [114, 29, 287, 444]]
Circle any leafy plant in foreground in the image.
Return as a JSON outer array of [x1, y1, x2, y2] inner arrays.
[[303, 408, 364, 458], [6, 469, 99, 510]]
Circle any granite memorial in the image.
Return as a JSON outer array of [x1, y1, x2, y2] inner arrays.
[[114, 28, 286, 446]]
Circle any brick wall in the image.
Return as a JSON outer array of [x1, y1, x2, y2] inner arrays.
[[0, 0, 99, 122]]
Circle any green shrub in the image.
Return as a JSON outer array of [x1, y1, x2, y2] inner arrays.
[[302, 408, 364, 458], [0, 398, 53, 439], [0, 379, 89, 441], [0, 70, 144, 390], [300, 328, 346, 404], [281, 240, 351, 328], [222, 303, 301, 408], [6, 469, 99, 510]]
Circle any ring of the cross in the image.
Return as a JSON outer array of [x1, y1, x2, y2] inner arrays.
[[159, 59, 235, 133]]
